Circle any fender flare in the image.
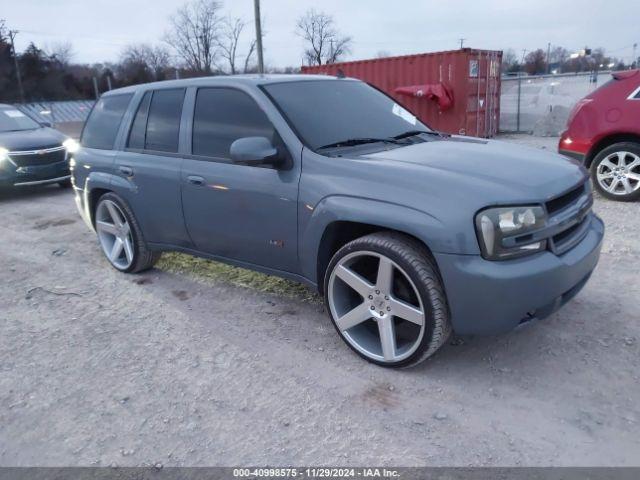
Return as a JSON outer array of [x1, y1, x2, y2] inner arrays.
[[300, 195, 450, 284], [82, 172, 136, 228]]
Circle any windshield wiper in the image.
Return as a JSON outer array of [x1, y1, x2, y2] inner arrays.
[[393, 129, 445, 140], [316, 137, 402, 150]]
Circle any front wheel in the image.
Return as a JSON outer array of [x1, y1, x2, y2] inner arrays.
[[591, 142, 640, 202], [95, 192, 160, 273], [324, 232, 451, 368]]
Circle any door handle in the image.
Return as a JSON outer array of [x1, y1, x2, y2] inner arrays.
[[187, 175, 205, 186], [119, 166, 134, 177]]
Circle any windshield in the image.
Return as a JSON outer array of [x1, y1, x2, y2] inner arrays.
[[0, 107, 41, 132], [263, 80, 431, 151]]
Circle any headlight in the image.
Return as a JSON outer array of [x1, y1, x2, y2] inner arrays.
[[475, 205, 547, 260], [0, 147, 8, 162], [63, 138, 80, 153]]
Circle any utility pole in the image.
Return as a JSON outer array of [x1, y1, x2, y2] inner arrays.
[[634, 43, 638, 69], [253, 0, 264, 74], [92, 77, 99, 100], [8, 30, 25, 103], [459, 38, 465, 49], [546, 42, 551, 74]]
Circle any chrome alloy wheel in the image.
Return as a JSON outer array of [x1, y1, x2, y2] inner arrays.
[[596, 151, 640, 196], [327, 251, 426, 363], [96, 199, 135, 270]]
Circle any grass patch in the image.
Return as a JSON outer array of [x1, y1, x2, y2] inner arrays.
[[157, 252, 321, 303]]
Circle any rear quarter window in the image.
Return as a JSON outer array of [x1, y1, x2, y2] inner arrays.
[[81, 94, 133, 150]]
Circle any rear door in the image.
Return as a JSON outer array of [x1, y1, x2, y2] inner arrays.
[[113, 88, 191, 247], [180, 87, 300, 273]]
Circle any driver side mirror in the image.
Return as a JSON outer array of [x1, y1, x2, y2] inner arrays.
[[230, 136, 283, 167]]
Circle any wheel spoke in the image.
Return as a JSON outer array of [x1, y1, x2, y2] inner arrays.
[[123, 237, 134, 263], [621, 177, 634, 193], [335, 303, 372, 331], [335, 265, 373, 297], [390, 297, 424, 325], [96, 220, 118, 236], [617, 152, 629, 167], [106, 202, 123, 228], [378, 317, 396, 361], [627, 172, 640, 182], [606, 178, 620, 192], [600, 158, 617, 171], [109, 238, 123, 261], [626, 157, 640, 170], [375, 256, 394, 294]]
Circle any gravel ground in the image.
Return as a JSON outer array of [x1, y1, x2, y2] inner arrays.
[[1, 135, 639, 467]]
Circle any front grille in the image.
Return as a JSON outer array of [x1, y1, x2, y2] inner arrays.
[[9, 146, 67, 167], [546, 183, 585, 215], [546, 181, 592, 255]]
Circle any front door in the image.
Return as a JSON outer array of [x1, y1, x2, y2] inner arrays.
[[181, 87, 300, 273]]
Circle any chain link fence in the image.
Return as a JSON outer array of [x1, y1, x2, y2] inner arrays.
[[15, 100, 95, 138], [499, 71, 612, 136]]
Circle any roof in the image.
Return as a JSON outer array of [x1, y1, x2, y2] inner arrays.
[[104, 74, 347, 96]]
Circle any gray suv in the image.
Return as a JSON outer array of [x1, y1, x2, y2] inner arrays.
[[72, 75, 604, 367]]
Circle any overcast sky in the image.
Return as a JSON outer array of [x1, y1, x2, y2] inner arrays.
[[5, 0, 639, 67]]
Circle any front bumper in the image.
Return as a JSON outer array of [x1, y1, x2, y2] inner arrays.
[[434, 214, 604, 335], [0, 160, 70, 187]]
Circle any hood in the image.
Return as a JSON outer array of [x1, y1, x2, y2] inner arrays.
[[0, 127, 66, 152], [359, 136, 586, 203]]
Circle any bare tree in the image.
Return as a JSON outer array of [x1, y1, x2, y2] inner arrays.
[[501, 48, 519, 73], [217, 17, 257, 75], [165, 0, 223, 73], [296, 9, 352, 66], [121, 43, 171, 79], [46, 41, 75, 66], [524, 49, 547, 75], [243, 39, 256, 73]]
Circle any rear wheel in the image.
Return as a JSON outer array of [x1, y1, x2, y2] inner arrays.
[[95, 193, 160, 273], [591, 142, 640, 202], [324, 232, 451, 368]]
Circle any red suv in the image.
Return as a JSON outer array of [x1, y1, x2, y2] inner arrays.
[[559, 69, 640, 201]]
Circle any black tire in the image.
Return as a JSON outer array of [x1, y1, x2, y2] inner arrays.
[[590, 142, 640, 202], [58, 179, 72, 189], [323, 231, 451, 368], [95, 192, 161, 273]]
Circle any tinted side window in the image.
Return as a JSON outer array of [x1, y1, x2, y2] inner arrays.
[[193, 88, 275, 159], [145, 89, 185, 153], [82, 94, 133, 150], [127, 91, 152, 149]]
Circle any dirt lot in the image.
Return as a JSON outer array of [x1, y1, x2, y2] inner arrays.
[[1, 135, 639, 466]]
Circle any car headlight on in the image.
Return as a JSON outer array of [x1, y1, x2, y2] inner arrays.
[[475, 205, 547, 260], [0, 147, 8, 162], [63, 138, 80, 153]]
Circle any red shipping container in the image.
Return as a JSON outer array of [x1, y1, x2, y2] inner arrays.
[[301, 48, 502, 138]]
